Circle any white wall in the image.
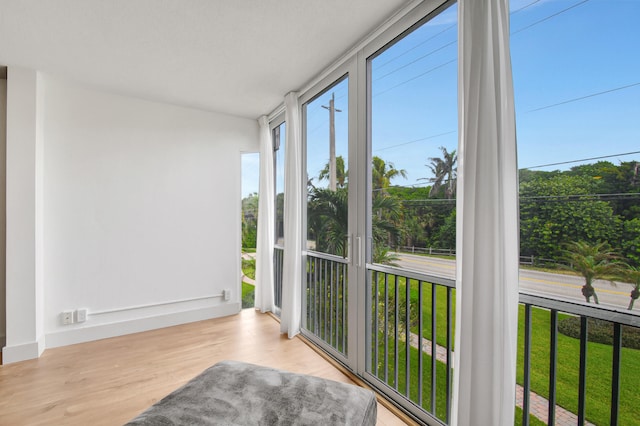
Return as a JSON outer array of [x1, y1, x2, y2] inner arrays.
[[4, 74, 258, 356], [0, 78, 6, 348]]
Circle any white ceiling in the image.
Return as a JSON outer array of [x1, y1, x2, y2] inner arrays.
[[0, 0, 409, 119]]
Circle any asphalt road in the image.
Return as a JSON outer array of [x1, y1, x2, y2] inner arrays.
[[394, 252, 637, 313]]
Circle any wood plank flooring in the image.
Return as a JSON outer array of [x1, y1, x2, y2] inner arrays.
[[0, 309, 409, 425]]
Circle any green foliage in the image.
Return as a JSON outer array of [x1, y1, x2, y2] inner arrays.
[[241, 258, 256, 280], [307, 187, 349, 256], [558, 316, 640, 349], [560, 241, 624, 303], [621, 218, 640, 267], [318, 155, 348, 188], [305, 154, 640, 272], [520, 174, 621, 260], [426, 146, 457, 199], [241, 192, 259, 249], [434, 209, 456, 249]]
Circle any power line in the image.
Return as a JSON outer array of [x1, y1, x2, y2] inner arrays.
[[372, 0, 540, 77], [511, 0, 543, 15], [511, 0, 591, 36], [526, 82, 640, 113], [374, 40, 456, 83], [374, 131, 456, 152], [371, 0, 584, 95], [374, 23, 456, 70], [522, 151, 640, 170], [373, 58, 457, 98]]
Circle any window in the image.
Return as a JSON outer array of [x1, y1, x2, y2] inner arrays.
[[305, 76, 350, 256], [273, 121, 286, 246], [369, 1, 458, 268], [512, 0, 640, 306]]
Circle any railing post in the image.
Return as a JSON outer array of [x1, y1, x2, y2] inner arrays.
[[578, 316, 588, 425], [548, 309, 558, 426], [522, 304, 532, 426], [610, 323, 622, 426]]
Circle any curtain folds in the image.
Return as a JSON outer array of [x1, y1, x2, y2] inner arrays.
[[452, 1, 519, 425], [254, 116, 275, 313], [280, 92, 302, 338]]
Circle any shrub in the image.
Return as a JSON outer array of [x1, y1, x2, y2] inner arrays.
[[558, 316, 640, 349]]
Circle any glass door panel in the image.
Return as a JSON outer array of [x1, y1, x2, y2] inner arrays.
[[303, 76, 350, 357]]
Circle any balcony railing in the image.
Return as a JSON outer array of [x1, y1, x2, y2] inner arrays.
[[273, 245, 284, 315], [366, 264, 455, 424], [300, 256, 640, 425], [518, 293, 640, 426], [303, 250, 348, 356]]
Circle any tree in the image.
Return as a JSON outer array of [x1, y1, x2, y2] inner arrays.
[[307, 187, 348, 256], [371, 194, 401, 265], [241, 193, 259, 249], [372, 156, 407, 194], [561, 241, 624, 304], [318, 155, 348, 189], [519, 174, 621, 261], [621, 218, 640, 267], [426, 146, 457, 199], [622, 266, 640, 310]]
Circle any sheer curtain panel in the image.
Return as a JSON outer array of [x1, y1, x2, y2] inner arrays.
[[452, 1, 519, 425], [254, 116, 275, 313], [280, 92, 302, 338]]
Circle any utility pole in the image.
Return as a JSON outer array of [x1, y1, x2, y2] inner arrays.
[[322, 92, 342, 191]]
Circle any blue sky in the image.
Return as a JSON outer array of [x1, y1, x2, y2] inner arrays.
[[243, 0, 640, 197]]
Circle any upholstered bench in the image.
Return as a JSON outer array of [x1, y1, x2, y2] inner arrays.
[[125, 360, 377, 425]]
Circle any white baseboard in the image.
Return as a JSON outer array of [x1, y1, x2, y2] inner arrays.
[[2, 336, 45, 364], [44, 303, 241, 349]]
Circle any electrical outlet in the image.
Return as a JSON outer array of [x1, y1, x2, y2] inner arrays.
[[76, 308, 87, 323], [223, 289, 231, 301], [62, 311, 74, 325]]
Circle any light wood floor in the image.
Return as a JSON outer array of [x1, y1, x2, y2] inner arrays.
[[0, 309, 409, 425]]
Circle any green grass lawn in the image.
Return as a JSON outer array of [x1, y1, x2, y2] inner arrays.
[[516, 306, 640, 425], [242, 257, 256, 280], [371, 274, 640, 425], [242, 282, 254, 309]]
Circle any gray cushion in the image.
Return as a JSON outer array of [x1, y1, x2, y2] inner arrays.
[[125, 360, 377, 425]]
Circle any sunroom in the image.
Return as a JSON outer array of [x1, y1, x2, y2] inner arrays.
[[1, 0, 639, 425]]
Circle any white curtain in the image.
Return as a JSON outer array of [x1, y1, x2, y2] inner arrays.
[[280, 92, 302, 338], [254, 116, 275, 313], [452, 1, 519, 425]]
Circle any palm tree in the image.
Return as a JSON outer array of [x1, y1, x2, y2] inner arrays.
[[372, 156, 407, 194], [307, 187, 349, 256], [371, 194, 401, 265], [561, 241, 624, 304], [426, 146, 457, 199], [622, 266, 640, 310], [318, 155, 347, 189]]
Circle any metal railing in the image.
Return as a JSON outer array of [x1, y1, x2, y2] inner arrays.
[[304, 250, 348, 356], [366, 263, 455, 425], [396, 246, 562, 268], [294, 251, 640, 425], [519, 293, 640, 426], [362, 264, 640, 425], [273, 246, 284, 315]]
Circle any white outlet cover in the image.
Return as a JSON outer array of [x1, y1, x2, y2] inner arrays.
[[76, 308, 87, 323], [62, 311, 74, 325]]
